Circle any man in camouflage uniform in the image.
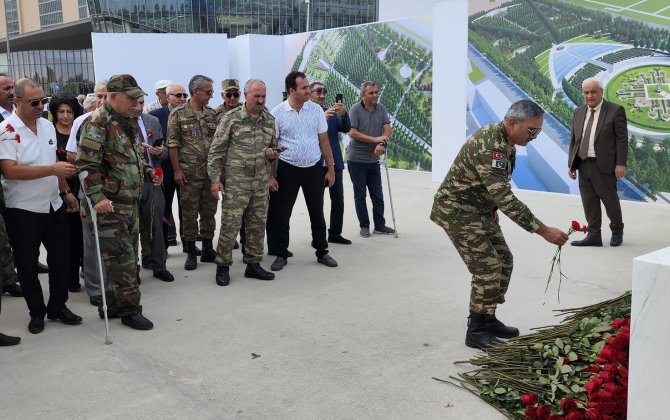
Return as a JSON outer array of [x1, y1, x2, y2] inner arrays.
[[430, 100, 568, 349], [168, 75, 218, 270], [214, 79, 241, 124], [208, 79, 276, 286], [76, 74, 161, 331]]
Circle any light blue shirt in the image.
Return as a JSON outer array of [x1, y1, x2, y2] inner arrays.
[[271, 100, 327, 168]]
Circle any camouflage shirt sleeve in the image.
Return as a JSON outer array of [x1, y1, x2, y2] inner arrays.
[[75, 120, 106, 205], [167, 108, 181, 149], [207, 112, 233, 183]]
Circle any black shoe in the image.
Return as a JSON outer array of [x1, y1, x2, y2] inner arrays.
[[328, 235, 352, 245], [2, 282, 23, 297], [244, 263, 275, 280], [610, 230, 623, 247], [28, 317, 45, 334], [182, 243, 202, 256], [465, 313, 503, 349], [271, 257, 287, 271], [184, 241, 198, 271], [168, 237, 178, 246], [121, 313, 154, 330], [89, 295, 103, 307], [200, 239, 217, 263], [0, 332, 21, 346], [68, 283, 81, 293], [153, 270, 175, 282], [215, 265, 230, 286], [47, 307, 83, 325], [268, 250, 293, 258], [141, 257, 154, 270], [37, 262, 49, 273], [571, 234, 603, 247], [485, 314, 519, 338], [317, 254, 338, 267], [233, 240, 240, 249]]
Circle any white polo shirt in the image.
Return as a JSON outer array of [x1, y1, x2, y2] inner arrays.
[[0, 113, 62, 213], [271, 100, 327, 168], [66, 111, 92, 153]]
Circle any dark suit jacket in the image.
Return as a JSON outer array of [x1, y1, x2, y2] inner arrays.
[[568, 100, 628, 174], [148, 106, 174, 179]]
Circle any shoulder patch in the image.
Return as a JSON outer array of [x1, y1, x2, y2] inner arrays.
[[491, 150, 507, 170], [80, 136, 102, 150]]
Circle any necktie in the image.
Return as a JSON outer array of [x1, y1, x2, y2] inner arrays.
[[135, 120, 152, 166], [578, 109, 595, 160]]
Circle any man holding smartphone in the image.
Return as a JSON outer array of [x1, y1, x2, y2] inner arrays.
[[309, 82, 352, 245]]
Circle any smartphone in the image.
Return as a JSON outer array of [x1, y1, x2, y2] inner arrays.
[[272, 144, 288, 153], [152, 138, 164, 147], [335, 93, 343, 103], [282, 91, 288, 101]]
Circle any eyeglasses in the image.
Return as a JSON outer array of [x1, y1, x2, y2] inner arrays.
[[170, 93, 188, 99], [313, 88, 327, 95], [521, 122, 542, 136], [225, 92, 240, 98], [197, 88, 214, 96], [17, 96, 49, 107]]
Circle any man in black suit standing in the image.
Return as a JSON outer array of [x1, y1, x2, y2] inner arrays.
[[568, 77, 628, 247]]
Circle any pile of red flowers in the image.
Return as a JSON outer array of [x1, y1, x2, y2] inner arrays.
[[520, 318, 630, 420]]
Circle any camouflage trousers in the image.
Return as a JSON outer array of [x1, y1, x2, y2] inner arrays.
[[215, 185, 268, 266], [179, 176, 217, 241], [443, 217, 513, 315], [0, 213, 16, 287], [97, 203, 141, 317]]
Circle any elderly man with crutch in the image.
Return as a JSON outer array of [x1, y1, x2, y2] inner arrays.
[[76, 74, 160, 331]]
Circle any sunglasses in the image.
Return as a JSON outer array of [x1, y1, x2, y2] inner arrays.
[[225, 92, 240, 98], [313, 88, 327, 95], [170, 93, 188, 99], [197, 88, 214, 96], [17, 96, 49, 107], [521, 122, 542, 136]]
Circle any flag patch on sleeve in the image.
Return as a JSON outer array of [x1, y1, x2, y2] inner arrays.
[[491, 150, 507, 170]]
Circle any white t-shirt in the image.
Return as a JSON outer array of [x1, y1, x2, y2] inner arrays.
[[271, 100, 327, 168], [0, 113, 62, 213], [66, 111, 92, 153]]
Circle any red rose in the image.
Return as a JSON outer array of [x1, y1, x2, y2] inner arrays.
[[571, 220, 582, 231], [598, 371, 614, 382], [15, 133, 20, 143], [57, 146, 63, 154], [563, 356, 571, 365], [536, 404, 551, 418], [560, 398, 579, 413], [566, 410, 587, 420], [5, 123, 14, 132], [80, 213, 87, 219], [147, 129, 154, 138], [612, 319, 626, 329], [154, 167, 163, 178], [549, 415, 566, 420], [522, 393, 539, 406]]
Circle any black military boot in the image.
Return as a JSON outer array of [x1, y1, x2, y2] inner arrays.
[[215, 265, 230, 286], [485, 313, 519, 338], [244, 263, 275, 281], [200, 239, 217, 263], [184, 241, 198, 271], [182, 241, 202, 256], [465, 313, 503, 349]]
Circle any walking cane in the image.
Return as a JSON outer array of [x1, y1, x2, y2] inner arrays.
[[78, 171, 113, 345], [381, 151, 399, 238]]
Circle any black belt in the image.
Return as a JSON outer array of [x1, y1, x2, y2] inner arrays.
[[582, 157, 597, 162]]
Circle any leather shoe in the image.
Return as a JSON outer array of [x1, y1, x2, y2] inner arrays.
[[47, 307, 82, 325], [244, 263, 275, 280], [215, 265, 230, 286], [89, 295, 103, 307], [182, 243, 202, 256], [0, 332, 21, 346], [570, 234, 602, 247], [317, 254, 338, 267], [37, 262, 49, 273], [271, 257, 287, 271], [153, 270, 175, 282], [268, 250, 293, 257], [328, 235, 352, 245], [69, 283, 81, 293], [141, 257, 154, 270], [28, 317, 45, 334], [121, 313, 154, 330], [2, 282, 23, 297], [610, 230, 623, 247]]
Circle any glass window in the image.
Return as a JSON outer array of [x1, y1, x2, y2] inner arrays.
[[4, 0, 19, 35], [78, 0, 89, 18], [39, 0, 64, 28]]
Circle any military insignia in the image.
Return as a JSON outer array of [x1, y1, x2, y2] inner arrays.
[[86, 132, 102, 141], [49, 139, 53, 145], [491, 150, 507, 170]]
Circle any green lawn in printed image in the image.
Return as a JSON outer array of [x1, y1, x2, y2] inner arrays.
[[565, 0, 670, 27], [645, 84, 670, 100], [535, 49, 550, 78], [631, 0, 670, 13], [662, 8, 670, 18], [469, 61, 485, 83], [564, 34, 617, 44]]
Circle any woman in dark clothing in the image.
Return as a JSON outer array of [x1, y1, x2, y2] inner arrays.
[[49, 93, 83, 292]]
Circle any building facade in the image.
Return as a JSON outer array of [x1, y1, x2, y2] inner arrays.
[[0, 0, 378, 95]]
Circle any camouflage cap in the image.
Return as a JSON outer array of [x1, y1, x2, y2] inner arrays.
[[107, 74, 147, 99], [221, 79, 240, 92]]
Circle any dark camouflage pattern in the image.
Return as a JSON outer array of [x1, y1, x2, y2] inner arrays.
[[76, 102, 150, 316], [208, 105, 276, 266], [431, 122, 541, 315], [106, 74, 147, 99], [167, 101, 218, 240], [0, 211, 16, 287], [214, 103, 240, 126]]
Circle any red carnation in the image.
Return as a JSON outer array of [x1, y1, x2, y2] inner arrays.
[[571, 220, 581, 231], [80, 213, 87, 219], [154, 167, 163, 178], [522, 393, 539, 406], [147, 129, 154, 138], [5, 123, 14, 132], [57, 146, 63, 154], [15, 134, 20, 143]]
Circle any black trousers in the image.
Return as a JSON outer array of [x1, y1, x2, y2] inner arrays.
[[5, 205, 70, 319], [577, 158, 623, 234], [267, 160, 329, 258]]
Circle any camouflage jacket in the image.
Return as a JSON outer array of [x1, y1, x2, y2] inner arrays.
[[167, 101, 217, 179], [76, 103, 151, 206], [430, 122, 541, 233], [207, 105, 276, 190], [214, 103, 241, 125]]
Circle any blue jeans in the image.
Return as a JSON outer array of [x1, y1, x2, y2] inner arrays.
[[347, 161, 385, 230]]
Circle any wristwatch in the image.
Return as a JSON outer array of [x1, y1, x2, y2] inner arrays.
[[59, 189, 72, 198]]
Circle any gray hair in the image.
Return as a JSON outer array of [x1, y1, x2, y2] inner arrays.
[[244, 79, 266, 92], [95, 79, 108, 91], [504, 100, 544, 122], [83, 93, 96, 111], [13, 78, 41, 97], [360, 80, 377, 96], [188, 75, 213, 95], [582, 77, 603, 90], [166, 83, 185, 95]]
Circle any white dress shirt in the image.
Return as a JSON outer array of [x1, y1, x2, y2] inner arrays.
[[271, 100, 327, 168], [66, 111, 92, 153], [582, 99, 603, 158]]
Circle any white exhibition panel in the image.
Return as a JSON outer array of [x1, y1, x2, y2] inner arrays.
[[230, 34, 285, 109]]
